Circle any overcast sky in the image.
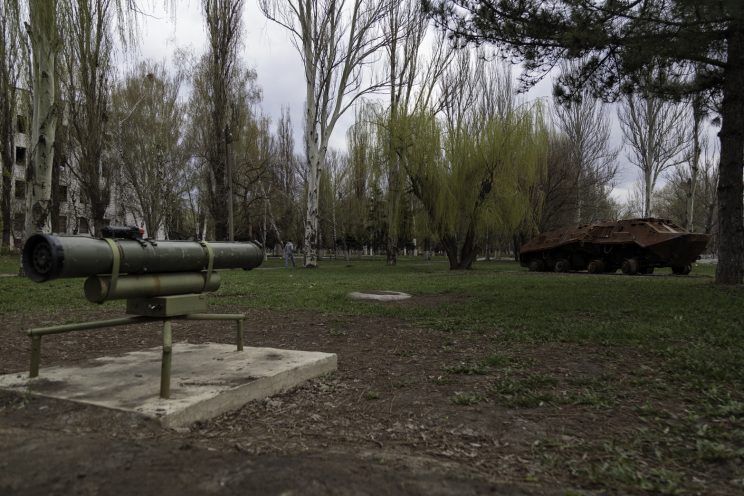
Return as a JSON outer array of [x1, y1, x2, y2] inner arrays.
[[130, 1, 682, 205], [134, 1, 344, 150]]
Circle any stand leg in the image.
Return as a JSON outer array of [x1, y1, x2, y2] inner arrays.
[[236, 319, 244, 351], [30, 336, 42, 378], [160, 320, 172, 399]]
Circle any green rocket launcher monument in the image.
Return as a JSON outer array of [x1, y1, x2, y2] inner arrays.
[[21, 227, 264, 398]]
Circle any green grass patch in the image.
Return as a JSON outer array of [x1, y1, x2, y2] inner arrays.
[[489, 372, 559, 408], [1, 256, 742, 387], [2, 255, 741, 493], [0, 254, 20, 274]]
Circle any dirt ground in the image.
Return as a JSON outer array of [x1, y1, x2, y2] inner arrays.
[[0, 300, 739, 495]]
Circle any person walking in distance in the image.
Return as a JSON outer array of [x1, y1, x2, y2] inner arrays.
[[284, 240, 296, 268]]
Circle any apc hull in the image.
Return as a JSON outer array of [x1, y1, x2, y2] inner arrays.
[[519, 218, 710, 275]]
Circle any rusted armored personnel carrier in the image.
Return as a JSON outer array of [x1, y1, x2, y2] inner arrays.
[[520, 218, 710, 275]]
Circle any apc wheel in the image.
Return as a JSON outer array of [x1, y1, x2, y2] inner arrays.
[[554, 259, 570, 273], [672, 264, 691, 275], [621, 258, 639, 275], [587, 260, 605, 274], [528, 259, 545, 272]]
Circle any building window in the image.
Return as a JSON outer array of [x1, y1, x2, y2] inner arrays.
[[17, 115, 26, 134], [57, 216, 67, 233], [14, 180, 25, 199], [78, 217, 89, 234], [15, 146, 26, 166]]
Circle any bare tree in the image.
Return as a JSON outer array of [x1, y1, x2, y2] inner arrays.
[[618, 92, 687, 218], [188, 1, 261, 240], [273, 107, 301, 242], [199, 0, 246, 241], [60, 0, 116, 236], [274, 108, 298, 199], [553, 92, 618, 224], [536, 131, 578, 231], [440, 50, 483, 138], [683, 93, 705, 231], [232, 110, 272, 241], [698, 142, 719, 239], [259, 0, 392, 267], [0, 1, 25, 252], [655, 138, 719, 244], [112, 62, 187, 238]]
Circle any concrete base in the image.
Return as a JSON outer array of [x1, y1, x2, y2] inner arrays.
[[0, 344, 337, 428]]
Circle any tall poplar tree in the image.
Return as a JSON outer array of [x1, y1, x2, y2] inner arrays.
[[24, 0, 58, 238], [0, 1, 25, 251]]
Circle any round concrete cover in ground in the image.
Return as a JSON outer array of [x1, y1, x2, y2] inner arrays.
[[348, 290, 411, 301]]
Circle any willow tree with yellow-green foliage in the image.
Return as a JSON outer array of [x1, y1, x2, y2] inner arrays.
[[390, 77, 547, 269]]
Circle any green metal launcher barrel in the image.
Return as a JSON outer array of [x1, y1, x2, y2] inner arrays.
[[22, 234, 264, 303]]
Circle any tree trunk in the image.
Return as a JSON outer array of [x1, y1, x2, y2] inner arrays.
[[1, 160, 11, 251], [644, 168, 652, 217], [331, 187, 338, 260], [458, 226, 479, 269], [685, 95, 702, 231], [441, 227, 479, 270], [144, 210, 156, 240], [715, 22, 744, 285], [512, 234, 521, 262], [0, 72, 16, 252], [386, 237, 398, 265], [441, 235, 459, 269], [25, 0, 57, 238], [91, 200, 108, 237], [303, 135, 322, 268], [50, 153, 60, 232], [211, 163, 229, 240], [1, 88, 13, 249], [261, 194, 268, 260]]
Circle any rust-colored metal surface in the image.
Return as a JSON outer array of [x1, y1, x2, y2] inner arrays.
[[519, 218, 710, 275]]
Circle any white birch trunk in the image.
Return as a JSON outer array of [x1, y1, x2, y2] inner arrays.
[[303, 138, 324, 267], [25, 0, 57, 238], [303, 44, 320, 267]]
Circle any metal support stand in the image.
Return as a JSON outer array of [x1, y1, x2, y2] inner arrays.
[[236, 319, 244, 351], [30, 335, 42, 378], [26, 305, 246, 399], [160, 320, 173, 398]]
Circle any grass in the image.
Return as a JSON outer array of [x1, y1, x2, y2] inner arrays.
[[1, 253, 741, 493], [0, 253, 20, 274], [0, 255, 739, 385]]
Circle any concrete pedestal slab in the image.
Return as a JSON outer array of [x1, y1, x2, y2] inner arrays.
[[348, 290, 411, 301], [0, 344, 337, 428]]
